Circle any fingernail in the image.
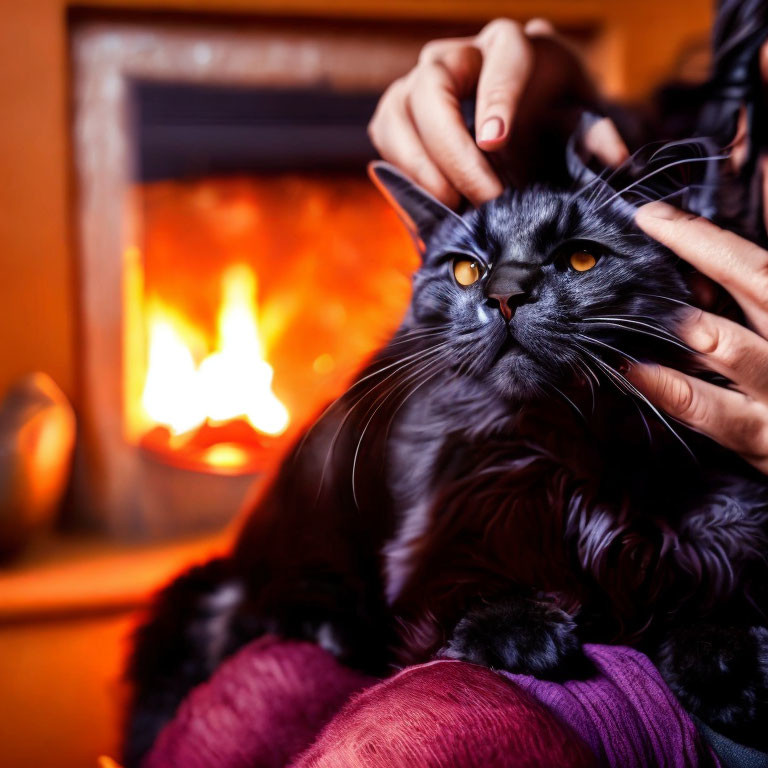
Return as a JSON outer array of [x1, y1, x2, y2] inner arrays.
[[636, 201, 679, 222], [479, 117, 504, 144], [524, 18, 555, 36]]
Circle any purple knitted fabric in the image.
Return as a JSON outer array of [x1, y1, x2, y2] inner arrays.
[[503, 644, 721, 768], [144, 639, 721, 768]]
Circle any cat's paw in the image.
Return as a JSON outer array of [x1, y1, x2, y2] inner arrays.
[[657, 624, 768, 750], [440, 598, 583, 679]]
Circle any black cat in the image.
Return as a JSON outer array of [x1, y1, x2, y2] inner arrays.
[[124, 151, 768, 765], [124, 4, 768, 760]]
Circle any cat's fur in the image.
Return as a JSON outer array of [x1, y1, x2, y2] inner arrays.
[[124, 154, 768, 765]]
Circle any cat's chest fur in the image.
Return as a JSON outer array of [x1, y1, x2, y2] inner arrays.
[[383, 375, 768, 640], [384, 377, 593, 602]]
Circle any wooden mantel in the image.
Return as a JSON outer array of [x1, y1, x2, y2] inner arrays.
[[0, 0, 712, 410], [0, 529, 231, 622]]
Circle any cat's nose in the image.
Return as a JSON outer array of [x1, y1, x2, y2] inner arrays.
[[487, 291, 525, 322]]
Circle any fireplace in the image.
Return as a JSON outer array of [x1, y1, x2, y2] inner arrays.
[[68, 10, 641, 540], [70, 17, 429, 538]]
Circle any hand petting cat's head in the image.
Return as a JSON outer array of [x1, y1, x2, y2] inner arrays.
[[370, 161, 690, 402]]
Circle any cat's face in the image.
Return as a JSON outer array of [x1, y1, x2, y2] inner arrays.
[[399, 181, 689, 402]]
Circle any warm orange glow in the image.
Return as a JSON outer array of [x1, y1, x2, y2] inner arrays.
[[127, 175, 416, 475], [141, 265, 289, 440], [201, 442, 251, 469], [98, 757, 124, 768]]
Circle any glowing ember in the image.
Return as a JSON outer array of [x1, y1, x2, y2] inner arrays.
[[201, 442, 251, 469], [141, 264, 289, 439]]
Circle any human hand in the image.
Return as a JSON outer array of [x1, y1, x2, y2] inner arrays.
[[627, 202, 768, 474], [368, 18, 628, 209]]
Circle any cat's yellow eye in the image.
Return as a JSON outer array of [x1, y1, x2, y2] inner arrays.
[[453, 258, 481, 286], [569, 251, 597, 272]]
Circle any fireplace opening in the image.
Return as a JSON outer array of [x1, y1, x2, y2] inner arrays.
[[124, 82, 415, 475]]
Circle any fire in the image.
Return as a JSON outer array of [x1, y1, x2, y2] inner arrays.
[[127, 175, 417, 475], [141, 265, 289, 441]]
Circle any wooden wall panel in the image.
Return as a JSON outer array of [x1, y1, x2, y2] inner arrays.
[[0, 1, 74, 403], [0, 611, 134, 767]]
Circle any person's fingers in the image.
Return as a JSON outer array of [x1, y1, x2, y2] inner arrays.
[[408, 57, 504, 205], [523, 17, 556, 37], [418, 36, 475, 65], [760, 153, 768, 234], [728, 105, 749, 172], [760, 37, 768, 82], [368, 77, 460, 207], [471, 19, 532, 151], [583, 117, 630, 168], [679, 308, 768, 400], [635, 202, 768, 334], [627, 363, 768, 471]]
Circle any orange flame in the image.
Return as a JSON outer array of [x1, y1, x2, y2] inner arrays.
[[141, 265, 289, 439]]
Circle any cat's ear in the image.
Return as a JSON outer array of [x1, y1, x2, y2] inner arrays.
[[566, 113, 604, 188], [566, 112, 637, 221], [567, 112, 723, 221], [368, 161, 466, 255]]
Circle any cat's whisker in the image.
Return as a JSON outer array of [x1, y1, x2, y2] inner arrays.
[[570, 358, 599, 412], [294, 338, 449, 466], [570, 138, 661, 203], [351, 342, 449, 388], [341, 341, 450, 426], [576, 346, 633, 396], [581, 319, 693, 353], [576, 171, 613, 207], [595, 154, 728, 212], [382, 363, 452, 447], [580, 348, 654, 444], [637, 182, 710, 206], [385, 330, 443, 344], [351, 358, 447, 508], [637, 293, 697, 310], [384, 357, 465, 464], [313, 342, 451, 503], [383, 328, 444, 348], [584, 315, 679, 338], [612, 371, 697, 461], [590, 320, 685, 348], [376, 336, 445, 357], [597, 312, 678, 324], [580, 350, 653, 444], [547, 381, 587, 424], [635, 399, 654, 445], [577, 148, 708, 210], [576, 334, 641, 364], [377, 335, 445, 358], [648, 137, 714, 162], [573, 359, 599, 407], [573, 343, 696, 459], [315, 359, 440, 506], [595, 325, 691, 353]]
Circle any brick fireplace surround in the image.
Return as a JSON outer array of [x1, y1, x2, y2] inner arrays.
[[0, 1, 713, 766]]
